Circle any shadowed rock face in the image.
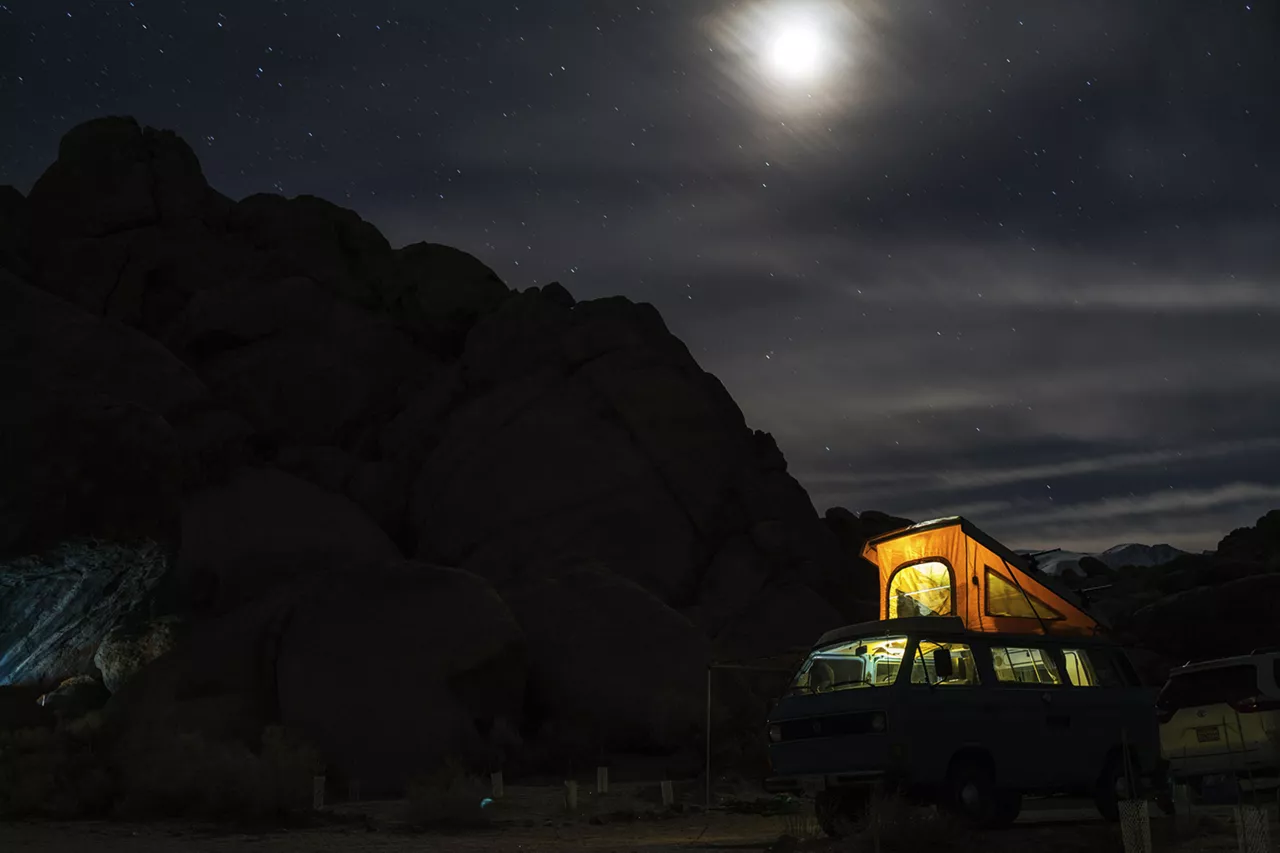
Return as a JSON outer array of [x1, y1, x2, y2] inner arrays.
[[0, 115, 929, 786], [0, 541, 169, 687]]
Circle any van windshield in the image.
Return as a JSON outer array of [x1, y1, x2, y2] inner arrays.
[[788, 635, 909, 695]]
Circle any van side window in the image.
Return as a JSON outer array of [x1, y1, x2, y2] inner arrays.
[[910, 640, 980, 686], [1061, 648, 1125, 687], [991, 646, 1062, 685]]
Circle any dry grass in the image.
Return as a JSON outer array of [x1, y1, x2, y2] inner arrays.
[[403, 760, 496, 829], [0, 716, 323, 821], [847, 790, 974, 853], [112, 724, 323, 820]]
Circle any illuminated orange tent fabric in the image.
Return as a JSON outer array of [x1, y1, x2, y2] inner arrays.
[[860, 516, 1102, 636]]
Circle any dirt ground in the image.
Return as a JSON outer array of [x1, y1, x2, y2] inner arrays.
[[1, 785, 1273, 853]]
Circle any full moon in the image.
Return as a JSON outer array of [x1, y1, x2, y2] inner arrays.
[[766, 21, 825, 82]]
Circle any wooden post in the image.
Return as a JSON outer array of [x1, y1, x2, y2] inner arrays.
[[564, 780, 578, 811], [348, 778, 362, 803], [660, 780, 674, 808], [1172, 783, 1192, 834], [705, 666, 712, 810], [490, 771, 505, 799], [312, 775, 325, 811], [596, 766, 608, 794]]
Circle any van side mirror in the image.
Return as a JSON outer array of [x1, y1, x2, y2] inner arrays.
[[931, 648, 954, 681]]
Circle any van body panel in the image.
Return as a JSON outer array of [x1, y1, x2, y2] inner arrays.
[[766, 621, 1162, 800]]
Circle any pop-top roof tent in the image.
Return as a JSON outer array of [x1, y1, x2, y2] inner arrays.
[[860, 516, 1104, 637]]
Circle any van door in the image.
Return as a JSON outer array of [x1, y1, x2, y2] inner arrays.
[[984, 643, 1070, 790], [1050, 645, 1146, 789], [899, 637, 990, 787]]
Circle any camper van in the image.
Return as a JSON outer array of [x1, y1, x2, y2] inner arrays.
[[764, 517, 1163, 835]]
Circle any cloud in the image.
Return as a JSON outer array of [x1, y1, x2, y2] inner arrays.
[[802, 437, 1280, 494]]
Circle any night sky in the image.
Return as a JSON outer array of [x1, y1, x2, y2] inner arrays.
[[3, 1, 1277, 554]]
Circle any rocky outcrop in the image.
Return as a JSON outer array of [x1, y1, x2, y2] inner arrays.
[[94, 616, 181, 694], [0, 271, 242, 557], [503, 564, 708, 755], [0, 186, 31, 280], [1216, 509, 1280, 568], [2, 116, 887, 787], [1128, 573, 1280, 663], [174, 466, 401, 615], [0, 540, 168, 686], [275, 562, 525, 791]]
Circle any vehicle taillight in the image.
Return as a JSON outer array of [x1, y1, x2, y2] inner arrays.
[[1155, 705, 1176, 724], [1230, 696, 1280, 714], [768, 725, 783, 743]]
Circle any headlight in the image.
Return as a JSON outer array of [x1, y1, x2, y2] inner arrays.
[[870, 713, 886, 732], [768, 725, 782, 743]]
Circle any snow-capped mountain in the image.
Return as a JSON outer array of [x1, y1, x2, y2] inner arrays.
[[1019, 543, 1190, 577], [1096, 543, 1189, 569]]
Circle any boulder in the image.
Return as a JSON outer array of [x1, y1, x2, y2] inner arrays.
[[460, 287, 574, 389], [502, 564, 709, 755], [106, 590, 296, 745], [1216, 510, 1280, 568], [712, 581, 844, 665], [0, 540, 169, 686], [821, 508, 913, 606], [1127, 573, 1280, 663], [0, 272, 234, 556], [275, 562, 526, 792], [25, 117, 245, 329], [176, 466, 401, 615], [225, 193, 391, 308], [94, 616, 182, 694], [378, 364, 464, 466], [39, 675, 110, 720], [169, 276, 432, 450], [411, 376, 700, 602], [696, 536, 770, 635], [373, 241, 510, 355]]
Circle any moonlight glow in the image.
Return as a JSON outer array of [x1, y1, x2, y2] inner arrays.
[[767, 21, 825, 81]]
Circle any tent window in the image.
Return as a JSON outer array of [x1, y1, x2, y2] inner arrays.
[[991, 646, 1062, 685], [887, 561, 954, 619], [984, 566, 1064, 621]]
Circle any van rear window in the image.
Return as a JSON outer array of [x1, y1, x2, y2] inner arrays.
[[1158, 664, 1259, 710]]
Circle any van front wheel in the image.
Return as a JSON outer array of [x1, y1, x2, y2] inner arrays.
[[944, 759, 1020, 829]]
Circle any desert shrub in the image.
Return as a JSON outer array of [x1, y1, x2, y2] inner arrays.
[[112, 725, 323, 820], [404, 759, 495, 828], [0, 719, 114, 818], [842, 791, 972, 853]]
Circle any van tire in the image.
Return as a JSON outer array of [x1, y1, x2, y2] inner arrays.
[[944, 757, 1020, 829], [814, 787, 870, 838]]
